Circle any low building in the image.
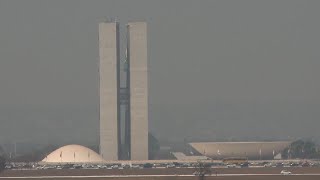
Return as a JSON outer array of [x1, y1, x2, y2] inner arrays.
[[172, 152, 209, 161], [189, 141, 291, 160]]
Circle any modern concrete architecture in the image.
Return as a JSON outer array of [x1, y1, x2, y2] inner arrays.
[[172, 152, 209, 161], [99, 22, 121, 161], [127, 22, 149, 160], [189, 141, 291, 160], [99, 21, 148, 161], [42, 144, 105, 163]]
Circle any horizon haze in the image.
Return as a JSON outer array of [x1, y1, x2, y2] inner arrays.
[[0, 0, 319, 146]]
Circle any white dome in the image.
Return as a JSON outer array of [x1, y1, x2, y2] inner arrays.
[[42, 144, 105, 163]]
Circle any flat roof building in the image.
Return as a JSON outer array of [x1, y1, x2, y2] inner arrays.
[[99, 22, 121, 160], [127, 22, 149, 160], [99, 21, 148, 161]]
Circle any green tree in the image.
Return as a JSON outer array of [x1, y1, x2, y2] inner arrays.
[[283, 140, 320, 159], [0, 156, 5, 172], [194, 161, 211, 180], [148, 133, 160, 159]]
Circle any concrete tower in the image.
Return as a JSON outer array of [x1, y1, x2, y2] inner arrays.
[[99, 22, 120, 160], [99, 21, 148, 161], [127, 22, 149, 160]]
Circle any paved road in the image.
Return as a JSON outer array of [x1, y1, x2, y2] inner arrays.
[[1, 174, 320, 179]]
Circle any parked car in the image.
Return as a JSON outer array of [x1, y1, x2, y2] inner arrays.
[[280, 170, 292, 175]]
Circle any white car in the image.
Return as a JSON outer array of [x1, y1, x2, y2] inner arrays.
[[226, 164, 237, 168], [193, 171, 205, 176], [280, 170, 292, 175]]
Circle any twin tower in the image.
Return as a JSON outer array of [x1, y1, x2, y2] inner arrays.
[[99, 21, 148, 161]]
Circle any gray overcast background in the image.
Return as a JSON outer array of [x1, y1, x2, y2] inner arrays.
[[0, 0, 319, 146]]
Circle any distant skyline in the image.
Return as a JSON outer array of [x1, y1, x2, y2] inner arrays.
[[0, 0, 319, 146]]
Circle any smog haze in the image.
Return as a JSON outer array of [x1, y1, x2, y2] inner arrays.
[[0, 0, 319, 146]]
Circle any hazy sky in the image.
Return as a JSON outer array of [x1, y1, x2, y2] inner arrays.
[[0, 0, 319, 146]]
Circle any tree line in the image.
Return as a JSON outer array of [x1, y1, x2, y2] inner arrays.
[[282, 139, 320, 159]]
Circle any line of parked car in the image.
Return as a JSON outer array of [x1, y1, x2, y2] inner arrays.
[[4, 160, 320, 170]]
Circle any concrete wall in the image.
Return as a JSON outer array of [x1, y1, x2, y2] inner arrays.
[[99, 22, 120, 160], [127, 22, 149, 160]]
